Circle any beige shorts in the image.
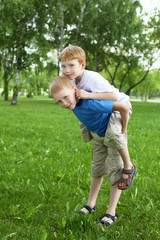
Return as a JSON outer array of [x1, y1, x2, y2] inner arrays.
[[79, 121, 93, 143], [104, 101, 132, 149], [91, 132, 123, 185]]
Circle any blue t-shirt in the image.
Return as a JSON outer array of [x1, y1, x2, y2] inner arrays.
[[72, 99, 114, 136]]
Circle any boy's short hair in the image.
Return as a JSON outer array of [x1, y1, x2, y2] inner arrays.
[[50, 76, 74, 98], [59, 45, 86, 64]]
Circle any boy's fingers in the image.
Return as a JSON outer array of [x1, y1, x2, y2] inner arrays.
[[76, 90, 82, 99], [75, 90, 79, 97]]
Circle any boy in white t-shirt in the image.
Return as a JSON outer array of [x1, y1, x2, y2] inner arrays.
[[59, 45, 137, 225]]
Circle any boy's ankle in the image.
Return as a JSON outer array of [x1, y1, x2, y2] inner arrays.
[[123, 164, 133, 169]]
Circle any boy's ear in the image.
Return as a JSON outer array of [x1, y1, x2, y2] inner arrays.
[[81, 61, 86, 69]]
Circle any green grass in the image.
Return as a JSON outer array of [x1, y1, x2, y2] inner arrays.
[[0, 97, 160, 240]]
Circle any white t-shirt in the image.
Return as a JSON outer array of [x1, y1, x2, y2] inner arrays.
[[72, 69, 129, 102]]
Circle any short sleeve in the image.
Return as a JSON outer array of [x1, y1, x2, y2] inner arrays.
[[89, 73, 115, 93], [86, 99, 114, 113]]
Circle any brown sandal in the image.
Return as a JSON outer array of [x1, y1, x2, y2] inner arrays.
[[118, 165, 137, 190]]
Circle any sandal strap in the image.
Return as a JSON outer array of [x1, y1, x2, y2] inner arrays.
[[122, 165, 137, 175], [83, 205, 96, 213], [122, 168, 133, 174], [103, 213, 118, 222], [98, 219, 111, 226], [98, 214, 118, 226]]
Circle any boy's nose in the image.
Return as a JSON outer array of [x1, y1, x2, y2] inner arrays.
[[62, 100, 68, 107], [64, 66, 70, 72]]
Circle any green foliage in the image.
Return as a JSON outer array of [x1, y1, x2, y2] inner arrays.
[[0, 0, 160, 100], [0, 97, 160, 239], [131, 69, 160, 99], [148, 9, 160, 48]]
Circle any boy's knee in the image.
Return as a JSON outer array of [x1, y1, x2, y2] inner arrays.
[[104, 133, 127, 149]]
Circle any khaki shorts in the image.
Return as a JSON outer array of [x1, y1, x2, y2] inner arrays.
[[79, 121, 93, 143], [91, 132, 123, 185], [104, 101, 132, 149]]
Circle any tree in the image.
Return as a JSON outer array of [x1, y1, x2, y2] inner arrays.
[[62, 0, 159, 94], [1, 0, 159, 100], [0, 0, 50, 103], [131, 69, 160, 100]]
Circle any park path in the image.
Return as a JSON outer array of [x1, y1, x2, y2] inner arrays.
[[130, 99, 160, 103], [35, 98, 160, 103]]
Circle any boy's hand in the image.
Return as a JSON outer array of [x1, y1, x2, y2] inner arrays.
[[76, 89, 89, 99]]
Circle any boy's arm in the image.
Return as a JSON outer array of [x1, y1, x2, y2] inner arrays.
[[112, 102, 130, 133], [76, 89, 118, 101]]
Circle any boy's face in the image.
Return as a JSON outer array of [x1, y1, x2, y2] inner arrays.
[[53, 87, 77, 110], [61, 59, 86, 81]]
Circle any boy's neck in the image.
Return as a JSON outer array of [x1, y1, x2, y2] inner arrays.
[[75, 70, 84, 85]]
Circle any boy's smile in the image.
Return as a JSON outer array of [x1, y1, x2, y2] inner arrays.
[[61, 59, 86, 83], [53, 87, 77, 110]]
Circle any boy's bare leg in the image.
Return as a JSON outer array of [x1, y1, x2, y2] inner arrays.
[[80, 176, 103, 214], [99, 183, 122, 225], [118, 147, 132, 169], [117, 147, 133, 188]]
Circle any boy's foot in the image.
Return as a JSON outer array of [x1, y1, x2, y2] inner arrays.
[[76, 205, 96, 215], [98, 213, 118, 227], [118, 165, 137, 190]]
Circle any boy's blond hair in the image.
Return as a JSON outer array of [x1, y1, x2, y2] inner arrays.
[[50, 76, 74, 98], [59, 45, 86, 64]]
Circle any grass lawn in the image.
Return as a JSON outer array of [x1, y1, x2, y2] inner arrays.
[[0, 97, 160, 240]]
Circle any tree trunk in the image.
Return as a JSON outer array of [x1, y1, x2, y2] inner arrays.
[[126, 69, 150, 95], [11, 92, 18, 105], [74, 3, 85, 44], [112, 61, 121, 86], [2, 51, 9, 101], [4, 93, 9, 101], [11, 69, 20, 105], [4, 73, 9, 101], [119, 66, 130, 91], [106, 65, 113, 83], [57, 52, 60, 76], [57, 4, 65, 76], [4, 71, 16, 100]]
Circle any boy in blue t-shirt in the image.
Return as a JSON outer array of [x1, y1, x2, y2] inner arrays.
[[50, 76, 137, 227]]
